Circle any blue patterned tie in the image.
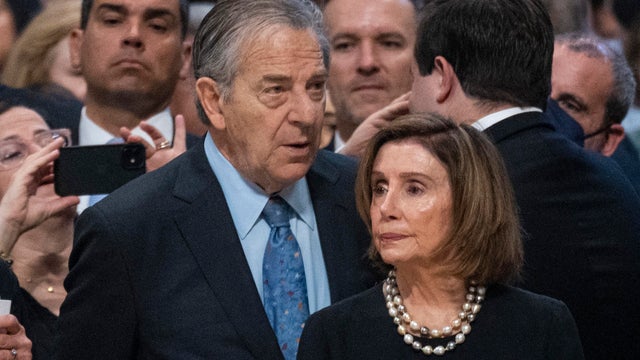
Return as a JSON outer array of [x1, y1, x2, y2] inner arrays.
[[262, 196, 309, 360]]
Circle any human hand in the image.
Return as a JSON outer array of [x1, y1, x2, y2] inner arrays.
[[0, 138, 79, 257], [0, 315, 32, 360], [338, 92, 410, 158], [119, 115, 187, 172]]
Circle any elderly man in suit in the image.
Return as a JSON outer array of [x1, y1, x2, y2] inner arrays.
[[408, 0, 640, 358], [54, 0, 376, 359]]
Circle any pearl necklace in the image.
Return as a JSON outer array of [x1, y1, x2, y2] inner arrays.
[[383, 270, 485, 356]]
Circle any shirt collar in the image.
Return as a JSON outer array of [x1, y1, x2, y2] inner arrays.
[[471, 107, 542, 131], [203, 134, 315, 240], [79, 107, 174, 145]]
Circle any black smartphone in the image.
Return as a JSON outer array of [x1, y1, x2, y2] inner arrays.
[[54, 143, 146, 196]]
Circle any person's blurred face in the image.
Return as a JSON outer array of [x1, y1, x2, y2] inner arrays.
[[0, 0, 16, 70], [50, 36, 86, 101], [324, 0, 415, 130], [551, 44, 614, 152], [212, 27, 327, 194], [70, 0, 186, 106], [370, 140, 453, 269]]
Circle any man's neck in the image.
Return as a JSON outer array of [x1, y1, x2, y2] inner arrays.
[[84, 97, 168, 136]]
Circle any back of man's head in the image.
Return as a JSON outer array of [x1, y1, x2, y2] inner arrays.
[[415, 0, 554, 109]]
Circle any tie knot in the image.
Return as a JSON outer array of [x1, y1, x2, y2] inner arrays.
[[262, 196, 291, 228]]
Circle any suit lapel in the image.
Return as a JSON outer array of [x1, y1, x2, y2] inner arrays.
[[171, 144, 283, 359], [306, 153, 353, 302]]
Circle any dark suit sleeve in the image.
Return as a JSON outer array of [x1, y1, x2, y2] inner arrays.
[[545, 300, 585, 359], [54, 207, 137, 360], [298, 311, 333, 360]]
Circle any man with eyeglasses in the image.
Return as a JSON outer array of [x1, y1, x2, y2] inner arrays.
[[551, 33, 635, 156]]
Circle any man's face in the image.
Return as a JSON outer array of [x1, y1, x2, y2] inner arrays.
[[551, 44, 614, 152], [324, 0, 415, 128], [215, 27, 327, 194], [71, 0, 186, 105]]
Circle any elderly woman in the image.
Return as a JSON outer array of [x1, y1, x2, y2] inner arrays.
[[298, 114, 584, 359], [0, 99, 78, 359]]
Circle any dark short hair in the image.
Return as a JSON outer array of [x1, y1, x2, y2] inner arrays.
[[556, 33, 636, 126], [355, 114, 523, 284], [415, 0, 554, 109], [80, 0, 189, 39]]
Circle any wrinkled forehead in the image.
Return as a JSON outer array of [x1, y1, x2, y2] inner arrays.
[[238, 25, 327, 74]]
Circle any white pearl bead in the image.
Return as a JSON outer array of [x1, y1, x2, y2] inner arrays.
[[472, 304, 481, 314], [388, 308, 397, 317], [467, 314, 476, 322], [402, 313, 411, 323], [393, 317, 402, 325], [403, 334, 414, 344], [462, 302, 471, 311], [477, 286, 486, 295], [430, 328, 441, 338], [461, 324, 471, 334], [393, 295, 402, 305], [452, 319, 462, 328], [397, 325, 406, 335], [410, 320, 420, 331], [422, 345, 433, 355], [412, 341, 422, 350], [446, 341, 456, 351], [455, 333, 465, 344], [433, 345, 445, 355], [386, 301, 393, 309], [458, 311, 467, 319], [442, 326, 452, 335], [466, 294, 475, 301]]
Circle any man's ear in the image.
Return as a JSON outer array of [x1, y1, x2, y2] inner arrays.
[[601, 124, 625, 157], [69, 28, 84, 71], [195, 77, 226, 130], [433, 56, 457, 103], [179, 42, 192, 80]]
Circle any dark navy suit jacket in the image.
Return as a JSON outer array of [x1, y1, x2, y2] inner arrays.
[[54, 142, 376, 359], [484, 112, 640, 360]]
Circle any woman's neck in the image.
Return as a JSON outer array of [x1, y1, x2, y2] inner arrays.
[[394, 266, 467, 331]]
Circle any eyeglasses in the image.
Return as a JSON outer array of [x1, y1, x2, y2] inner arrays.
[[0, 129, 71, 171]]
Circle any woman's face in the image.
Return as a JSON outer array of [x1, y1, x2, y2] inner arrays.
[[0, 107, 53, 197], [370, 140, 453, 269]]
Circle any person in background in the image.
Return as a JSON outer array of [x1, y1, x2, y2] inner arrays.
[[169, 0, 215, 137], [552, 33, 635, 156], [54, 1, 376, 359], [299, 114, 584, 359], [321, 0, 416, 151], [62, 0, 193, 210], [320, 90, 337, 149], [0, 99, 79, 359], [1, 0, 85, 101], [0, 0, 41, 72]]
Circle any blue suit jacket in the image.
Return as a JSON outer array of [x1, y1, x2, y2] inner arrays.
[[484, 112, 640, 360], [54, 141, 376, 359]]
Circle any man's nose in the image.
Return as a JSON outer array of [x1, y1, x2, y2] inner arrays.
[[357, 42, 380, 75]]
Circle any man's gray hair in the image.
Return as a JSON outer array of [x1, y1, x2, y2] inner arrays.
[[192, 0, 329, 125], [556, 33, 637, 126]]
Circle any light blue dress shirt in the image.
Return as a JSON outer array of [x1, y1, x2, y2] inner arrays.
[[203, 134, 331, 314]]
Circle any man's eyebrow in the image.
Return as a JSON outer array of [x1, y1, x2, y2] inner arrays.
[[144, 8, 178, 22]]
